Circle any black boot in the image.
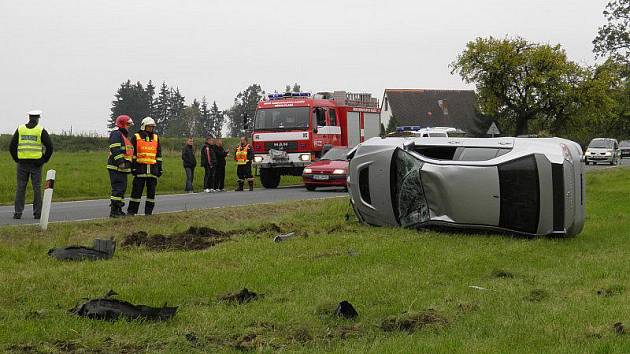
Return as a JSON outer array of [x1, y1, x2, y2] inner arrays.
[[235, 180, 244, 191], [248, 180, 254, 191], [109, 204, 121, 218]]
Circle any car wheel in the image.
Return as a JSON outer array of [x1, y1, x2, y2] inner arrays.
[[305, 185, 316, 191], [260, 168, 281, 189], [585, 160, 589, 165]]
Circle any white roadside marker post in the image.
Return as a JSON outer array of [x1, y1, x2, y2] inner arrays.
[[40, 169, 56, 231]]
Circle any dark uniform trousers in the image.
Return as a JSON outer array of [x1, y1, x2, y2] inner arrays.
[[237, 162, 253, 181], [108, 170, 128, 209], [15, 163, 43, 216], [127, 177, 157, 215], [214, 164, 226, 190]]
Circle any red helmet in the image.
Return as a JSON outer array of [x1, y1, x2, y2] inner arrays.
[[115, 115, 133, 129]]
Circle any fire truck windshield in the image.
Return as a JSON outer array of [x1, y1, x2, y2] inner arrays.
[[254, 107, 310, 131]]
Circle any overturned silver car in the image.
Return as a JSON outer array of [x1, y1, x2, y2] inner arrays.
[[347, 137, 585, 237]]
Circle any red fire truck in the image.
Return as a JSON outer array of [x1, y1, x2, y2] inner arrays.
[[252, 91, 381, 188]]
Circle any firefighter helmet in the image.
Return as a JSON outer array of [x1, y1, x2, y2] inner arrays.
[[141, 117, 156, 130], [115, 115, 133, 129]]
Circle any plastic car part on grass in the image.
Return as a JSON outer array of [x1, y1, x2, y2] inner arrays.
[[48, 239, 116, 261], [70, 290, 177, 321]]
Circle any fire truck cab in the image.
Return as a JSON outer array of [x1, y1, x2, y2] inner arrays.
[[252, 91, 381, 188]]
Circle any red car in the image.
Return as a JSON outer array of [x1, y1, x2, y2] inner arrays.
[[302, 147, 350, 191]]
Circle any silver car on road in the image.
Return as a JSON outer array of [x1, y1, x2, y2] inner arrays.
[[347, 137, 585, 237]]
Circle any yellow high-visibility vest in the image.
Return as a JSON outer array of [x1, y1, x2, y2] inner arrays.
[[135, 133, 158, 164], [17, 124, 43, 159], [235, 144, 250, 165]]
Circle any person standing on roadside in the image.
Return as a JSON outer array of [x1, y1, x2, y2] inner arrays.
[[234, 136, 254, 191], [127, 117, 163, 216], [182, 137, 196, 193], [213, 138, 228, 192], [106, 115, 134, 218], [9, 110, 54, 219], [201, 136, 217, 193]]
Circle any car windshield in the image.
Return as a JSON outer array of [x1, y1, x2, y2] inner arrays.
[[589, 140, 613, 148], [620, 141, 630, 147], [390, 148, 430, 227], [429, 132, 447, 137], [321, 148, 350, 161], [254, 107, 310, 131]]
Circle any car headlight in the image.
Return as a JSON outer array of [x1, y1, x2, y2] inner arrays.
[[299, 154, 311, 161], [254, 156, 263, 163], [303, 168, 312, 174], [605, 152, 612, 156], [332, 169, 346, 174]]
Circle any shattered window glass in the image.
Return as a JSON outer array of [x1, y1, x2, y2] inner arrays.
[[391, 148, 430, 227]]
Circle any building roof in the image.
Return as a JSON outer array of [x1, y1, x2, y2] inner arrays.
[[383, 89, 488, 135]]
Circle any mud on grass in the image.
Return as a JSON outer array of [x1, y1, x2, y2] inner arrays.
[[120, 223, 287, 251]]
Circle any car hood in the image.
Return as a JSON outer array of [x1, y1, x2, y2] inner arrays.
[[306, 160, 348, 170]]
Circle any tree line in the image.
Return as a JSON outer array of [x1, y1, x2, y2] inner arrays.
[[109, 81, 302, 138]]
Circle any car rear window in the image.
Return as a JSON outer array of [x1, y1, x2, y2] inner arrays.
[[359, 167, 371, 205], [390, 148, 429, 226]]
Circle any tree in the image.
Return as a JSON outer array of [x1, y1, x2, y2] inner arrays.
[[284, 83, 302, 93], [108, 80, 153, 129], [165, 87, 186, 136], [227, 84, 265, 136], [210, 101, 225, 138], [450, 36, 584, 136], [153, 82, 171, 135], [197, 97, 212, 137], [386, 115, 399, 134], [593, 0, 630, 64]]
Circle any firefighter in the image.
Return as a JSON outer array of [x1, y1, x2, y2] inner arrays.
[[127, 117, 163, 216], [9, 110, 54, 219], [235, 136, 254, 191], [107, 115, 134, 218]]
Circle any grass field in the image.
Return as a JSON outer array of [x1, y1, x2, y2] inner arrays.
[[0, 151, 302, 205], [1, 168, 630, 353]]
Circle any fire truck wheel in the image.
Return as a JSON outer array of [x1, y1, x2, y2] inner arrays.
[[260, 168, 281, 189]]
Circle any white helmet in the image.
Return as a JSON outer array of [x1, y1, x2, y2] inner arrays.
[[140, 117, 156, 130]]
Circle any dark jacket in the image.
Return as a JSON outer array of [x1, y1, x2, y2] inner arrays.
[[107, 128, 132, 173], [200, 143, 217, 168], [182, 145, 196, 168], [9, 120, 54, 166], [215, 145, 228, 166], [130, 130, 163, 177]]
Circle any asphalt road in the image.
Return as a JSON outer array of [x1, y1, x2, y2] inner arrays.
[[584, 157, 630, 171], [0, 186, 347, 226]]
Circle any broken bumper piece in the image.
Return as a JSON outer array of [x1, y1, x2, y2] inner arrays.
[[48, 239, 116, 261], [70, 291, 177, 321]]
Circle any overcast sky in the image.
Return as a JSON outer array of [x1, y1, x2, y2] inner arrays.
[[0, 0, 608, 135]]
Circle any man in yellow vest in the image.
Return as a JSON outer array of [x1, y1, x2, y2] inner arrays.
[[127, 117, 163, 216], [9, 110, 54, 219], [235, 136, 254, 191]]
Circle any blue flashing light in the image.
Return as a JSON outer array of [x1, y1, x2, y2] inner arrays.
[[396, 125, 422, 132], [267, 92, 312, 100]]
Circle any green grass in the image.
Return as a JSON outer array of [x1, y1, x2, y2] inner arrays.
[[0, 151, 301, 204], [1, 168, 630, 352]]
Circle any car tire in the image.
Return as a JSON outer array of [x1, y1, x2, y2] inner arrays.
[[305, 185, 316, 191], [585, 160, 589, 165], [260, 168, 281, 189]]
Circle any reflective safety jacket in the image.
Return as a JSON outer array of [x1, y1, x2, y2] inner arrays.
[[235, 144, 252, 165], [107, 129, 134, 173], [135, 133, 158, 164], [17, 124, 43, 159], [131, 130, 162, 178]]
